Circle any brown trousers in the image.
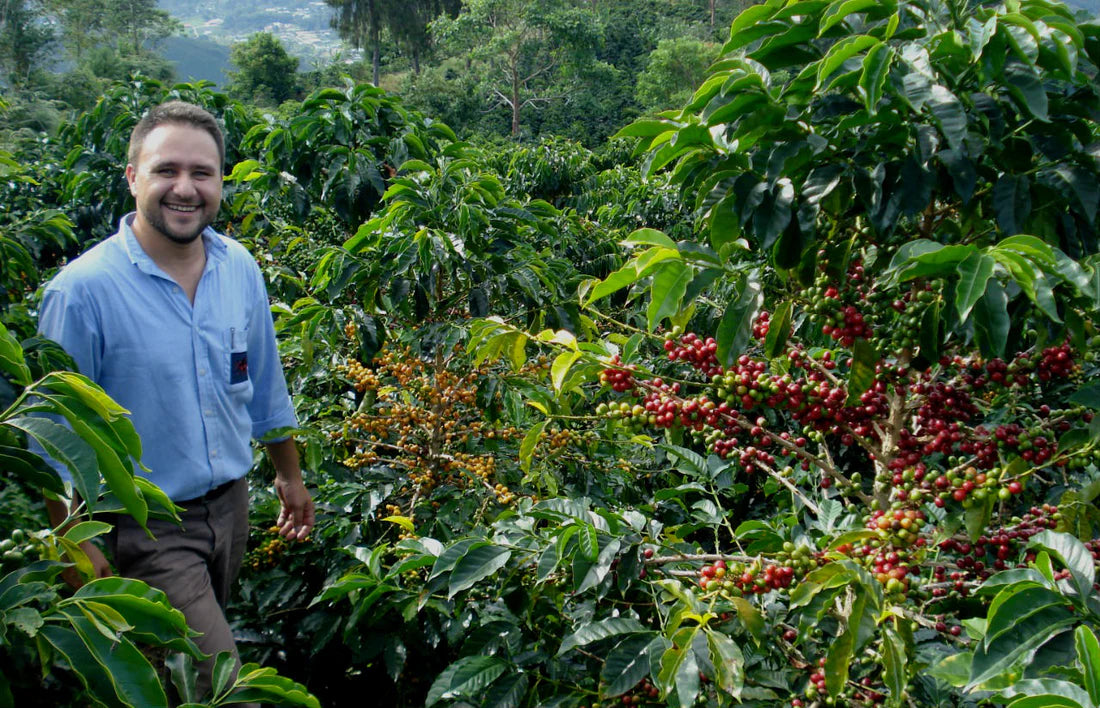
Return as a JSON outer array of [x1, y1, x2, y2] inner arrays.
[[108, 476, 254, 706]]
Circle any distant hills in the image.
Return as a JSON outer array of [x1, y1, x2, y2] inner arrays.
[[158, 0, 1098, 88]]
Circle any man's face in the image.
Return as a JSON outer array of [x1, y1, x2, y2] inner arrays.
[[125, 123, 222, 246]]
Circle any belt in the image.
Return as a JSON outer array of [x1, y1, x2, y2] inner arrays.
[[179, 478, 239, 506]]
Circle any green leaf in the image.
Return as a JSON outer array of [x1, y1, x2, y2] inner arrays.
[[955, 253, 996, 321], [648, 261, 693, 331], [658, 627, 702, 708], [425, 656, 508, 706], [573, 538, 621, 594], [1048, 166, 1100, 224], [973, 281, 1009, 358], [578, 524, 599, 563], [983, 584, 1064, 645], [1075, 625, 1100, 705], [1001, 679, 1095, 708], [965, 492, 995, 542], [69, 614, 168, 707], [928, 652, 971, 688], [928, 84, 968, 151], [519, 420, 547, 475], [763, 301, 793, 359], [1028, 530, 1096, 600], [447, 544, 511, 598], [558, 617, 647, 657], [817, 35, 879, 88], [624, 228, 677, 249], [706, 629, 745, 699], [482, 672, 527, 708], [860, 42, 894, 112], [551, 351, 581, 393], [5, 416, 96, 501], [585, 262, 642, 306], [730, 597, 765, 645], [38, 623, 136, 706], [0, 324, 32, 386], [820, 0, 880, 35], [716, 270, 763, 369], [968, 605, 1075, 688], [613, 120, 675, 140], [1003, 62, 1048, 121], [0, 444, 64, 495], [882, 625, 907, 706], [1069, 382, 1100, 410], [222, 663, 320, 707], [826, 589, 867, 696], [63, 521, 113, 546], [212, 650, 237, 697], [602, 634, 661, 697], [846, 338, 877, 405], [993, 175, 1032, 236]]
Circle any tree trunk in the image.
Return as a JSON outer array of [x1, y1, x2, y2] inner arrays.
[[710, 0, 716, 31], [511, 61, 520, 136], [371, 26, 380, 85]]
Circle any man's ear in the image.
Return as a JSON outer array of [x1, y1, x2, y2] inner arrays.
[[125, 164, 137, 196]]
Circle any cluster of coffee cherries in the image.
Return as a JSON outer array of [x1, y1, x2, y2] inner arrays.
[[793, 657, 888, 707], [600, 355, 638, 393], [0, 529, 40, 568], [696, 558, 797, 596], [662, 331, 723, 378], [245, 527, 289, 572], [1037, 342, 1077, 381], [929, 505, 1065, 598], [752, 310, 771, 340], [804, 263, 873, 347]]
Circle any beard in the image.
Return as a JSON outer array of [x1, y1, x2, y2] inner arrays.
[[139, 201, 214, 245]]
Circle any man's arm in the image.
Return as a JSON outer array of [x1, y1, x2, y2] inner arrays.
[[264, 438, 314, 541], [45, 495, 113, 589]]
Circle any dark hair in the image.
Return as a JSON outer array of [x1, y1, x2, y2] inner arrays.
[[128, 101, 225, 169]]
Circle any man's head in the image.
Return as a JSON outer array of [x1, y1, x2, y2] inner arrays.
[[125, 102, 225, 247], [128, 101, 225, 170]]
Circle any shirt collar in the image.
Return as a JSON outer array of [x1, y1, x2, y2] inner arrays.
[[119, 213, 227, 278]]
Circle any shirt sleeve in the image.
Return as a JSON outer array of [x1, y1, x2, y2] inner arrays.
[[244, 265, 298, 440], [29, 285, 104, 485], [38, 285, 103, 381]]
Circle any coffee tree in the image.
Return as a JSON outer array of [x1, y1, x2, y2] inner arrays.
[[449, 0, 1100, 705]]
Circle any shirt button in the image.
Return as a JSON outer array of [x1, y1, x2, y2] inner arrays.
[[204, 409, 214, 417], [198, 368, 207, 376], [210, 450, 218, 458]]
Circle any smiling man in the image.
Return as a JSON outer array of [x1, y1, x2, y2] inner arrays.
[[38, 101, 314, 704]]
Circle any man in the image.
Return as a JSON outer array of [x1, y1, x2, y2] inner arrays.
[[39, 101, 314, 700]]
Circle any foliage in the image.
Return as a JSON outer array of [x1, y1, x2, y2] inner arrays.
[[226, 33, 300, 108], [0, 0, 55, 88], [635, 37, 721, 115]]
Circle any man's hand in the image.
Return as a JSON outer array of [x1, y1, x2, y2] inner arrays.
[[60, 541, 113, 590], [274, 476, 315, 541]]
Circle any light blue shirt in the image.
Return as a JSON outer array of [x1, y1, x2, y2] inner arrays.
[[37, 215, 298, 501]]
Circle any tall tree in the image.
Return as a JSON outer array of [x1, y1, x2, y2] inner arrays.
[[433, 0, 601, 137], [102, 0, 180, 55], [226, 32, 300, 107], [43, 0, 102, 61], [327, 0, 458, 84], [326, 0, 385, 86], [0, 0, 54, 87]]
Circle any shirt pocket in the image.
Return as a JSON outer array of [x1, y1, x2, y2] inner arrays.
[[226, 326, 251, 393]]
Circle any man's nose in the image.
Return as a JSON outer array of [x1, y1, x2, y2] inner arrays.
[[170, 174, 200, 198]]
